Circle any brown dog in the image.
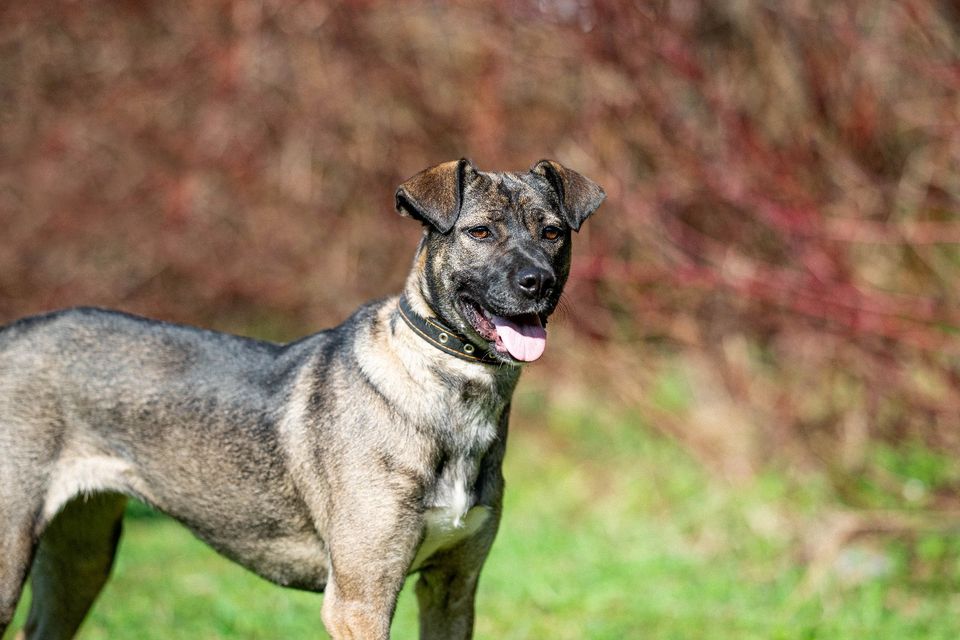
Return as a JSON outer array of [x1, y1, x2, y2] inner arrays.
[[0, 159, 604, 639]]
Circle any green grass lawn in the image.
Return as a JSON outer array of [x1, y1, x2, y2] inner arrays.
[[7, 399, 959, 639]]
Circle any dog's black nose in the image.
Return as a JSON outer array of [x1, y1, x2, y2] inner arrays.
[[516, 267, 556, 299]]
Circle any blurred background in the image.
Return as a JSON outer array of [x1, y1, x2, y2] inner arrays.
[[2, 1, 959, 638]]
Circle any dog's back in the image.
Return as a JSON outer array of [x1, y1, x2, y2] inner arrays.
[[0, 307, 337, 588]]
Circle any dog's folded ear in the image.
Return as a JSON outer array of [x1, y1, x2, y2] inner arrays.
[[530, 159, 606, 231], [395, 158, 477, 233]]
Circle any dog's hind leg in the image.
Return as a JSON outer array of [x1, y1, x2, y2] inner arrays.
[[22, 493, 127, 640], [0, 508, 36, 637]]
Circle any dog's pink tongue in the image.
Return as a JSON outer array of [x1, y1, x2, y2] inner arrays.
[[491, 314, 546, 362]]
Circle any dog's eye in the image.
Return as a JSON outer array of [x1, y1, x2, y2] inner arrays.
[[467, 226, 493, 240], [542, 226, 563, 241]]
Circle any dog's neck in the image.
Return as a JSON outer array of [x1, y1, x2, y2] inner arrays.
[[398, 244, 498, 366], [401, 243, 442, 320], [390, 240, 521, 387], [396, 294, 497, 364]]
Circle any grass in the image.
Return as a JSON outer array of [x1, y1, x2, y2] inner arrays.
[[6, 395, 960, 639]]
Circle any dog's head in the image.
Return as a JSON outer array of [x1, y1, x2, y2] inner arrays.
[[396, 158, 605, 365]]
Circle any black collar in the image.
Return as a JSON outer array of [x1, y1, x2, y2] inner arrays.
[[397, 295, 498, 365]]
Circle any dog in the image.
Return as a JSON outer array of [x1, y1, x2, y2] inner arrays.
[[0, 158, 604, 639]]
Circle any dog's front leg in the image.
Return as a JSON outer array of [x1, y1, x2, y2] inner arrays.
[[319, 502, 421, 640], [414, 514, 500, 640]]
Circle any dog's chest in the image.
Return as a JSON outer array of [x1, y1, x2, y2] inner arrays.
[[411, 405, 498, 571], [411, 457, 491, 572], [410, 504, 490, 572]]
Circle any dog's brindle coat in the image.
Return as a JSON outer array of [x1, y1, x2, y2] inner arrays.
[[0, 159, 603, 639]]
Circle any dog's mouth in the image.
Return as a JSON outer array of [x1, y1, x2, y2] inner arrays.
[[458, 297, 548, 363]]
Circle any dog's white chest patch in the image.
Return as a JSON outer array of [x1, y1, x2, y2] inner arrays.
[[409, 505, 490, 572]]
